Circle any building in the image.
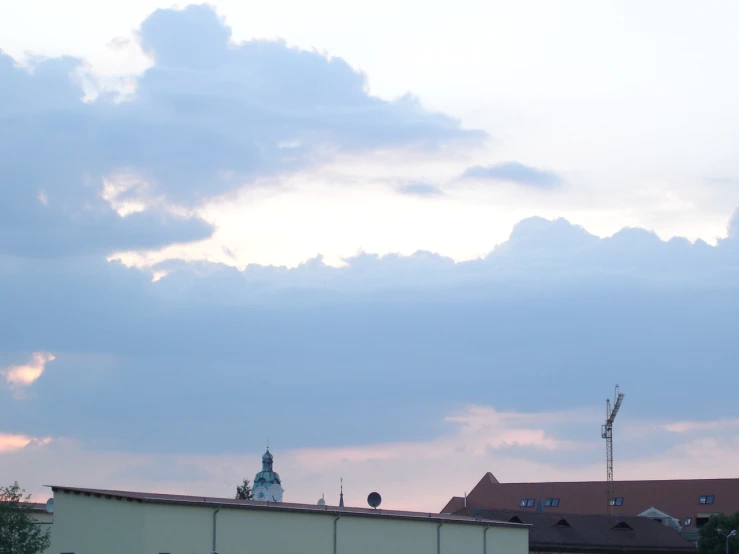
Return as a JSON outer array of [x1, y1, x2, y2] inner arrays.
[[452, 507, 697, 554], [252, 447, 284, 502], [45, 485, 529, 554], [442, 472, 739, 541], [27, 501, 54, 526]]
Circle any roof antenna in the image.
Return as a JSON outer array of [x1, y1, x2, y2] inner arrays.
[[339, 478, 344, 508]]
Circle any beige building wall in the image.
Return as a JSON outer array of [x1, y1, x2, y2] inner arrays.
[[50, 492, 145, 553], [49, 491, 528, 554]]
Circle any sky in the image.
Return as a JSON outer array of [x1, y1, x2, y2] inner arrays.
[[1, 0, 739, 511]]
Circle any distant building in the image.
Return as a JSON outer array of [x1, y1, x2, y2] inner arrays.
[[452, 507, 697, 554], [442, 472, 739, 543], [252, 447, 284, 502], [46, 485, 528, 554], [27, 502, 54, 526]]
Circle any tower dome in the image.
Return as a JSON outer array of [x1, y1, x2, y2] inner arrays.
[[252, 447, 283, 502]]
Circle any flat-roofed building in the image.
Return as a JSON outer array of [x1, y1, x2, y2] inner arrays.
[[47, 485, 528, 554]]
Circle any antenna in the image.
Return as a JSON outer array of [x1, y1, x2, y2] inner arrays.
[[367, 492, 382, 509], [601, 384, 625, 515]]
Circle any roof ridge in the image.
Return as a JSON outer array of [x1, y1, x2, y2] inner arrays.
[[493, 477, 739, 485]]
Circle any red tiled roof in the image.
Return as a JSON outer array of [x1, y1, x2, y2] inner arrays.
[[444, 473, 739, 530], [48, 485, 523, 529], [442, 496, 466, 514], [454, 508, 697, 553]]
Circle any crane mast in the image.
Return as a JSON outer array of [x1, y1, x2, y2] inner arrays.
[[601, 385, 624, 515]]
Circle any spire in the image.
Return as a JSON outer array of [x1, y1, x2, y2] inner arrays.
[[339, 478, 344, 508]]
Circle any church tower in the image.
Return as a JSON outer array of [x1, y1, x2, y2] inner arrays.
[[252, 448, 284, 502]]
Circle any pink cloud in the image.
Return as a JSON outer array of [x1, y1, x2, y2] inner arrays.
[[3, 408, 739, 513], [0, 432, 52, 453], [1, 352, 56, 398], [662, 417, 739, 433]]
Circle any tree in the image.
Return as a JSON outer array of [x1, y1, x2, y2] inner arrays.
[[235, 478, 252, 500], [698, 512, 739, 554], [0, 481, 51, 554]]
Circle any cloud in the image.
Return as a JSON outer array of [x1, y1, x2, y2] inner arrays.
[[663, 418, 739, 434], [112, 459, 214, 482], [0, 432, 52, 453], [397, 182, 444, 197], [727, 208, 739, 238], [2, 352, 56, 398], [1, 212, 739, 458], [460, 161, 563, 187], [0, 3, 484, 259], [3, 407, 739, 512]]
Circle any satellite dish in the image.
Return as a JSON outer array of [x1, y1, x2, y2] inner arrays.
[[45, 498, 54, 514], [367, 492, 382, 509]]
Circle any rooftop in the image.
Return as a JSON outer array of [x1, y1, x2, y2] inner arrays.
[[48, 485, 524, 529], [455, 507, 697, 553], [442, 472, 739, 530]]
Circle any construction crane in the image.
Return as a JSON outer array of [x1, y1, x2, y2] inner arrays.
[[601, 385, 625, 515]]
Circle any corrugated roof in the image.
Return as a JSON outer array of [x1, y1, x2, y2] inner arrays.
[[444, 473, 739, 530], [455, 508, 697, 553], [48, 485, 523, 529]]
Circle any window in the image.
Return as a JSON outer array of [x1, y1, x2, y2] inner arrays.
[[544, 497, 560, 507], [684, 517, 692, 526], [696, 515, 717, 529], [520, 498, 535, 507], [609, 497, 624, 506], [699, 495, 715, 505]]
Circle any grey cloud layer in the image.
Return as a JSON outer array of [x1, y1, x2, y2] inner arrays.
[[2, 214, 738, 454], [0, 3, 484, 258], [397, 182, 444, 196], [461, 161, 563, 187]]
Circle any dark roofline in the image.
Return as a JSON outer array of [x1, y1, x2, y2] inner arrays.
[[0, 501, 47, 512], [459, 506, 689, 522], [529, 545, 695, 554], [48, 486, 527, 530], [457, 508, 697, 553], [478, 477, 739, 486]]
